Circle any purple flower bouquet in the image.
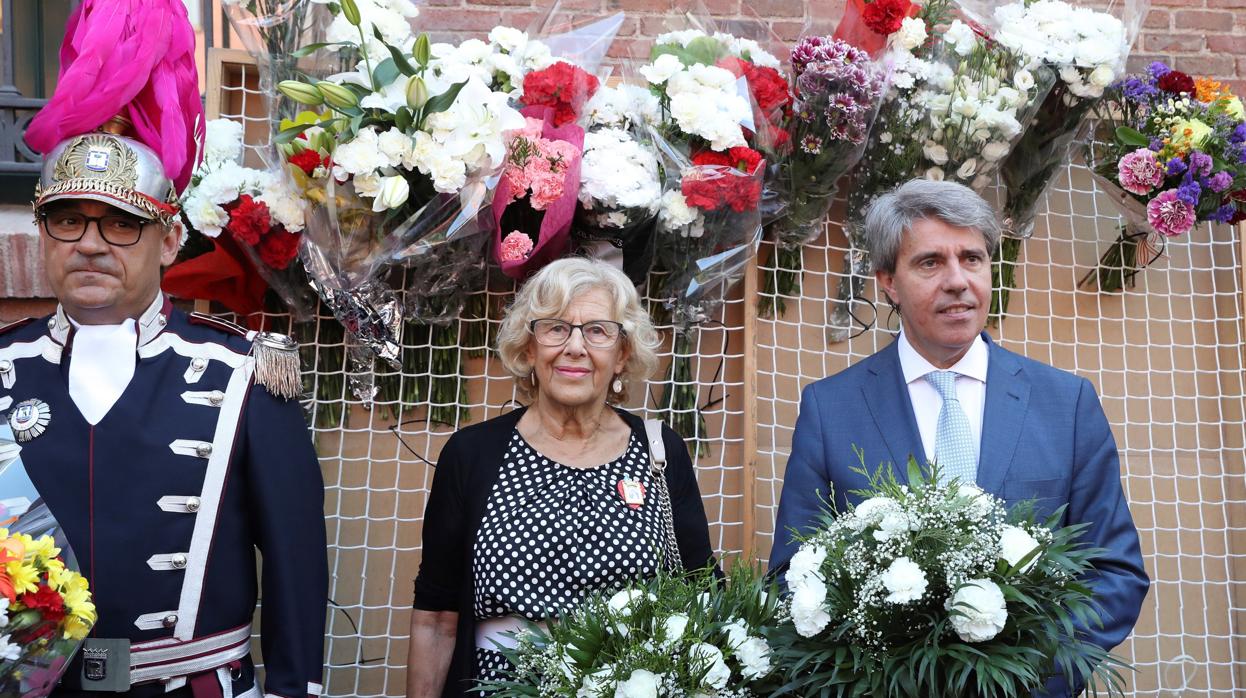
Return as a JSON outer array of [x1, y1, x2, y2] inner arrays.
[[1083, 61, 1246, 291]]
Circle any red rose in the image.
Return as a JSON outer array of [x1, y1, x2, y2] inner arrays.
[[522, 62, 601, 127], [862, 0, 912, 36], [257, 230, 303, 270], [288, 149, 323, 177], [19, 584, 65, 624], [225, 194, 272, 247], [1157, 70, 1195, 95]]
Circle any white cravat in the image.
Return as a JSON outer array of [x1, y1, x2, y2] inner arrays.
[[68, 319, 138, 425], [896, 332, 989, 467]]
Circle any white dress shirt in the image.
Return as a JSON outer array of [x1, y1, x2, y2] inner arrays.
[[896, 332, 990, 465]]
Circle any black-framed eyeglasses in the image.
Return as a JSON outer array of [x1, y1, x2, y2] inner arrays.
[[529, 319, 625, 349], [38, 211, 150, 247]]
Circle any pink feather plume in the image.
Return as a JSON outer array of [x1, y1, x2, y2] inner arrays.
[[25, 0, 204, 193]]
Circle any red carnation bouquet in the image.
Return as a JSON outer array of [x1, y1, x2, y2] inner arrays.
[[165, 118, 310, 319], [521, 61, 601, 127], [834, 0, 921, 54]]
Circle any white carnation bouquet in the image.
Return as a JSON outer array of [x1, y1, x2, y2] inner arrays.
[[480, 565, 781, 698], [987, 0, 1146, 315], [771, 454, 1130, 698]]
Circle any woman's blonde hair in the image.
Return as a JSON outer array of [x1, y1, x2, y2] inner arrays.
[[497, 257, 661, 403]]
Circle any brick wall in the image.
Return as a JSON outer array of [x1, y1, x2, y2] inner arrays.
[[415, 0, 1246, 96]]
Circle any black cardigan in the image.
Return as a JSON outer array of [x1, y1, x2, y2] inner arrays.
[[411, 406, 717, 697]]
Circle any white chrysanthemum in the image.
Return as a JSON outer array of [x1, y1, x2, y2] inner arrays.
[[331, 127, 387, 179], [789, 576, 831, 637], [257, 180, 306, 233], [613, 668, 659, 698], [640, 53, 684, 85], [787, 543, 827, 585], [947, 579, 1008, 642], [182, 192, 228, 238], [945, 20, 978, 57], [378, 128, 416, 170], [579, 129, 661, 213], [893, 17, 928, 51], [688, 643, 731, 690], [659, 613, 690, 649], [853, 496, 902, 526], [488, 26, 527, 53], [577, 666, 613, 698], [655, 29, 705, 47], [0, 634, 20, 661], [723, 620, 772, 679], [659, 190, 700, 235], [581, 84, 661, 129], [880, 556, 928, 604], [999, 525, 1042, 572], [873, 510, 914, 542], [203, 119, 243, 167]]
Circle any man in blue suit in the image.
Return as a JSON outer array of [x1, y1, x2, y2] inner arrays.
[[770, 179, 1149, 697]]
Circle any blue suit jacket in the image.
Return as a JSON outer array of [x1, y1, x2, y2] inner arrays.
[[769, 333, 1149, 696]]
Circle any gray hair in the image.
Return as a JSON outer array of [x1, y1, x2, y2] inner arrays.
[[496, 257, 661, 403], [864, 179, 1002, 274]]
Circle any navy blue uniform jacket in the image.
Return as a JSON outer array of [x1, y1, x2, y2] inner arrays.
[[0, 302, 327, 698]]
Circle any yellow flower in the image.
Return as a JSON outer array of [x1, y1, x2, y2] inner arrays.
[[23, 535, 60, 566], [5, 560, 39, 596], [1224, 96, 1245, 121], [1170, 118, 1213, 152], [63, 612, 94, 641]]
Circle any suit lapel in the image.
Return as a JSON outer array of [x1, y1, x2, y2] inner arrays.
[[860, 341, 925, 485], [976, 337, 1030, 497]]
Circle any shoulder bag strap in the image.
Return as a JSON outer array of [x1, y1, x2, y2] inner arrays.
[[644, 419, 683, 573]]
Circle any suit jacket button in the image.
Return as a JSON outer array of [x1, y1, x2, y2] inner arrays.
[[185, 497, 201, 512], [195, 443, 213, 458], [162, 614, 178, 628], [171, 553, 188, 569]]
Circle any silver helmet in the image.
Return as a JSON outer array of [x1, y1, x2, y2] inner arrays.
[[34, 125, 178, 226]]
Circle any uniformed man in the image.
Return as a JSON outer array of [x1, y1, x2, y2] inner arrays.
[[0, 3, 328, 697]]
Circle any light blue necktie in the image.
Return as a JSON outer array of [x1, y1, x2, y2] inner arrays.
[[923, 370, 977, 485]]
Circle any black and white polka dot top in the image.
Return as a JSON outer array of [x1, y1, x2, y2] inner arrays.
[[471, 429, 666, 622]]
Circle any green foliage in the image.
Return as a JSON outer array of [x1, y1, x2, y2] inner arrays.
[[770, 454, 1131, 698]]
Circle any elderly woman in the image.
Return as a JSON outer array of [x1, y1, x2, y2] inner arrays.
[[406, 258, 716, 697]]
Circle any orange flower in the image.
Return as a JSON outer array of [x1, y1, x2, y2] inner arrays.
[[0, 536, 24, 565], [1195, 77, 1226, 103], [0, 570, 15, 603]]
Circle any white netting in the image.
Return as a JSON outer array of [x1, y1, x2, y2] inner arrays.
[[754, 169, 1246, 697], [213, 57, 1246, 697]]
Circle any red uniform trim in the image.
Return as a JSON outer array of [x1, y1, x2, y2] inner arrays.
[[0, 317, 35, 335]]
